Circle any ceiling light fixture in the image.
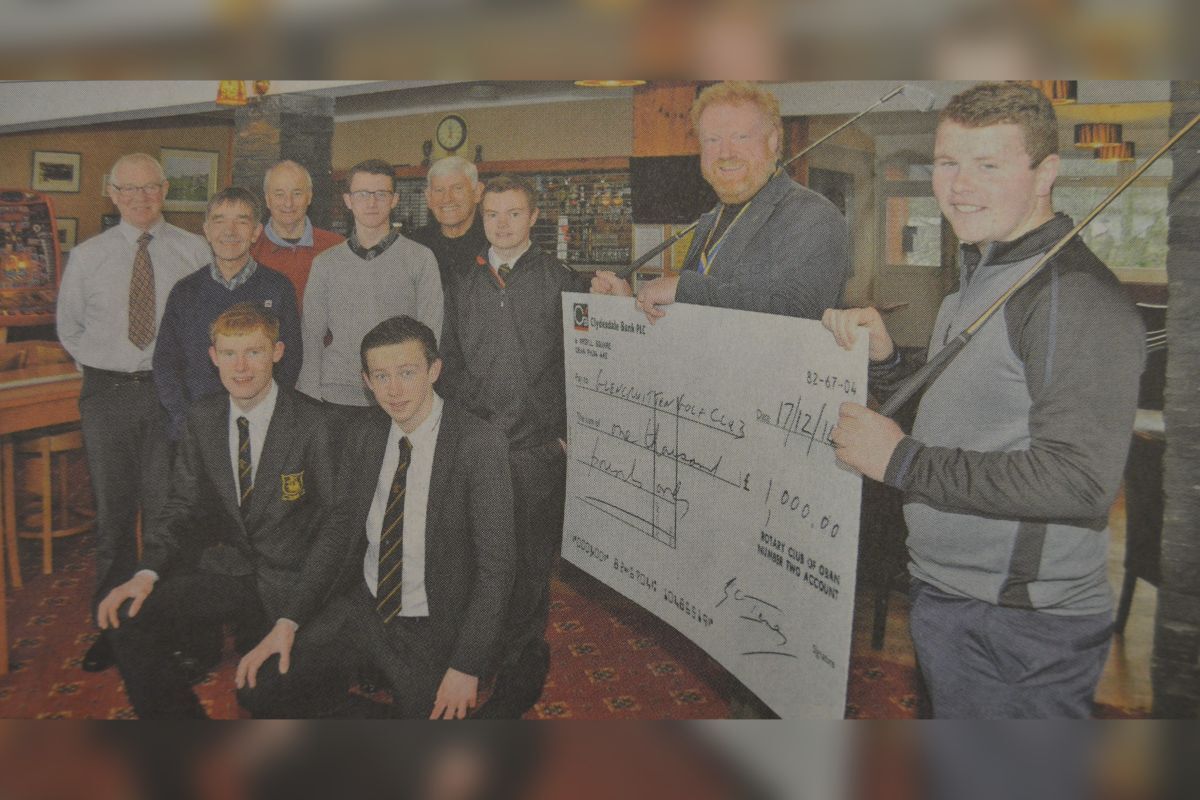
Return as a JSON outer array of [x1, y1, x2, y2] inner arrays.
[[574, 80, 647, 88], [216, 81, 248, 107]]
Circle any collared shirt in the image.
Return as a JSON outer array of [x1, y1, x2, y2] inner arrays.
[[264, 216, 315, 250], [56, 218, 211, 372], [488, 241, 532, 274], [348, 227, 401, 261], [363, 394, 442, 618], [226, 380, 279, 502], [208, 257, 259, 291]]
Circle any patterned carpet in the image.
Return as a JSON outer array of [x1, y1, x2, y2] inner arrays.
[[0, 534, 1145, 719], [0, 535, 244, 719], [0, 535, 736, 720], [535, 567, 733, 719]]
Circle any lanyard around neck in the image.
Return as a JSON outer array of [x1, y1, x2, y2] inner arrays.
[[698, 201, 752, 276], [696, 166, 780, 275]]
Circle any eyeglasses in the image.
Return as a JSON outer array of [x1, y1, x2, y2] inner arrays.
[[349, 189, 396, 203], [111, 183, 164, 198]]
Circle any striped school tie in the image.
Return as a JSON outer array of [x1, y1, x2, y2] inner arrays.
[[236, 416, 253, 516], [376, 436, 412, 622]]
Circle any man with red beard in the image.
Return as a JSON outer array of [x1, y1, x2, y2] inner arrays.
[[591, 81, 850, 719], [592, 81, 849, 324]]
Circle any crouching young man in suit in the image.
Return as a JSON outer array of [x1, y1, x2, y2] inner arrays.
[[236, 316, 515, 719], [96, 303, 333, 718]]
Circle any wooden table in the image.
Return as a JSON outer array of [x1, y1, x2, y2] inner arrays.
[[0, 365, 82, 675]]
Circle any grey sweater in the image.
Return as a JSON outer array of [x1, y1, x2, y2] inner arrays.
[[874, 214, 1144, 614], [298, 233, 443, 406]]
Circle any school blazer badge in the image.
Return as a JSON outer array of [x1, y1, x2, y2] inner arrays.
[[280, 470, 304, 501]]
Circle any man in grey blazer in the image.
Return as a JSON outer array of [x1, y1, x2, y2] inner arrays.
[[593, 81, 850, 323], [97, 303, 334, 718], [237, 315, 515, 719]]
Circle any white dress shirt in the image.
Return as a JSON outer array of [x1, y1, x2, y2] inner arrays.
[[363, 394, 442, 617], [488, 241, 531, 273], [227, 380, 279, 503], [55, 218, 211, 372]]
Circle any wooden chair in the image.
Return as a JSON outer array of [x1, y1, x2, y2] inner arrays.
[[1, 340, 93, 587], [4, 424, 94, 586]]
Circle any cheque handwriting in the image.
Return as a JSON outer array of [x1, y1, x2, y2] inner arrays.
[[716, 576, 796, 657]]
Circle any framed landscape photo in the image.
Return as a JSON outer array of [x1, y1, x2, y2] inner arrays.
[[160, 148, 219, 211], [57, 217, 78, 251], [31, 151, 82, 193]]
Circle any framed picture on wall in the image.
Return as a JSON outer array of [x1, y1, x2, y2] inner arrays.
[[57, 217, 78, 251], [31, 151, 82, 193], [160, 148, 219, 212]]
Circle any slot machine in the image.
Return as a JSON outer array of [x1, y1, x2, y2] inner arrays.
[[0, 190, 62, 327]]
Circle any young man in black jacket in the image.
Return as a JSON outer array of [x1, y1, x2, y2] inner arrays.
[[439, 174, 587, 717]]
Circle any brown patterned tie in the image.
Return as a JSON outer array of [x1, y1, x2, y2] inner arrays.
[[376, 436, 412, 623], [496, 263, 511, 287], [128, 232, 156, 349]]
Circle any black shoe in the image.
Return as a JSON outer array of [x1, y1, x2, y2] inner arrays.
[[472, 689, 525, 719], [171, 649, 220, 686], [82, 636, 115, 672], [474, 642, 551, 719], [473, 678, 543, 719]]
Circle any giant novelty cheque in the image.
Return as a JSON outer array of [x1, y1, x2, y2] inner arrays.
[[561, 293, 868, 718]]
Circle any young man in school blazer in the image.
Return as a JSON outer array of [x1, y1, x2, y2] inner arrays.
[[237, 315, 515, 719], [97, 303, 333, 718]]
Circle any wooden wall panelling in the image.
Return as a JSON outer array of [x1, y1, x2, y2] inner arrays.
[[633, 82, 700, 157]]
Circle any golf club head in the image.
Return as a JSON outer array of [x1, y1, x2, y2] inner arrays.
[[901, 84, 937, 112]]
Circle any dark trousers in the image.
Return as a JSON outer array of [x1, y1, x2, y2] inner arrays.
[[78, 370, 172, 607], [490, 442, 565, 693], [239, 581, 445, 719], [109, 571, 269, 719], [909, 579, 1113, 718]]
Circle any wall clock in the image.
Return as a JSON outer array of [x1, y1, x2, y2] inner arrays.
[[436, 114, 467, 152]]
